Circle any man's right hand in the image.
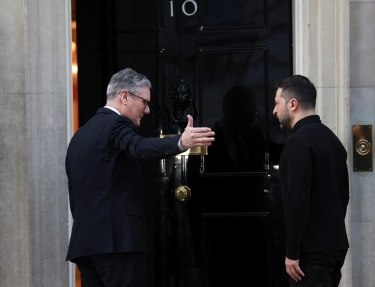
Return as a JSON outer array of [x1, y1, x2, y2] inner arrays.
[[285, 257, 305, 282], [180, 115, 215, 149]]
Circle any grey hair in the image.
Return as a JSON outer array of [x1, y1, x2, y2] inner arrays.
[[106, 68, 152, 100]]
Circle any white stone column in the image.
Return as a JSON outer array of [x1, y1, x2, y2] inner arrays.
[[0, 0, 71, 285], [25, 0, 72, 285], [0, 1, 28, 285], [293, 1, 351, 286]]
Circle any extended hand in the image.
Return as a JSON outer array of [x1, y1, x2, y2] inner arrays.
[[180, 115, 215, 149], [285, 257, 305, 282]]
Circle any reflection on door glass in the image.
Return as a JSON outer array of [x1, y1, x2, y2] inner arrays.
[[204, 86, 266, 173]]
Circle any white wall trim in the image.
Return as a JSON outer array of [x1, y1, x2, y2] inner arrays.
[[293, 0, 305, 75], [64, 0, 75, 286]]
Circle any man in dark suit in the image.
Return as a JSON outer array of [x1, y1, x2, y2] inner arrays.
[[273, 75, 349, 287], [65, 68, 215, 286]]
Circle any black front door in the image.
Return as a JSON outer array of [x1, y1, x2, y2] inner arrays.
[[76, 1, 292, 286]]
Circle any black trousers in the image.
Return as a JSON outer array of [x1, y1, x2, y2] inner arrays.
[[75, 252, 147, 287], [290, 249, 347, 287]]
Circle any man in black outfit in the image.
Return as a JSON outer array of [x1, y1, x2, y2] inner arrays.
[[65, 68, 215, 286], [273, 75, 349, 286]]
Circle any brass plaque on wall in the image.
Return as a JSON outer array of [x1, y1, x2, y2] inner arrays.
[[160, 135, 208, 156], [352, 125, 372, 171]]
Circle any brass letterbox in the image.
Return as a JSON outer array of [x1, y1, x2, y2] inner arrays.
[[160, 134, 208, 156]]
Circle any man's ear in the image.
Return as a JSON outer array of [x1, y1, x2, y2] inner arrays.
[[119, 90, 128, 104], [290, 98, 298, 111]]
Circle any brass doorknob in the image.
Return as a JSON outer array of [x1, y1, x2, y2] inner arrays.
[[175, 186, 191, 201]]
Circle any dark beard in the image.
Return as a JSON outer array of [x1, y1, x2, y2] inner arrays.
[[278, 109, 291, 130]]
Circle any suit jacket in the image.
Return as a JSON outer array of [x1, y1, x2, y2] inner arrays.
[[66, 107, 181, 261], [279, 115, 349, 260]]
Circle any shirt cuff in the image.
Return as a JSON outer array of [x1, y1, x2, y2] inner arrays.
[[177, 139, 184, 152]]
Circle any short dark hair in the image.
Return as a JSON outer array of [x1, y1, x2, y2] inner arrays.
[[277, 75, 316, 109]]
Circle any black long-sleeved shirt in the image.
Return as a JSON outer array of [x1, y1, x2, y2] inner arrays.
[[279, 115, 349, 259]]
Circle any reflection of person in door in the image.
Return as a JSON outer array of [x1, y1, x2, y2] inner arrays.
[[205, 86, 265, 172], [65, 68, 215, 287]]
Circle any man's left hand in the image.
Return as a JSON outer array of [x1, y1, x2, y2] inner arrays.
[[180, 115, 215, 149]]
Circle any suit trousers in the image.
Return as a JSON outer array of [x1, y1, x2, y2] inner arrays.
[[75, 252, 147, 287], [289, 249, 347, 287]]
